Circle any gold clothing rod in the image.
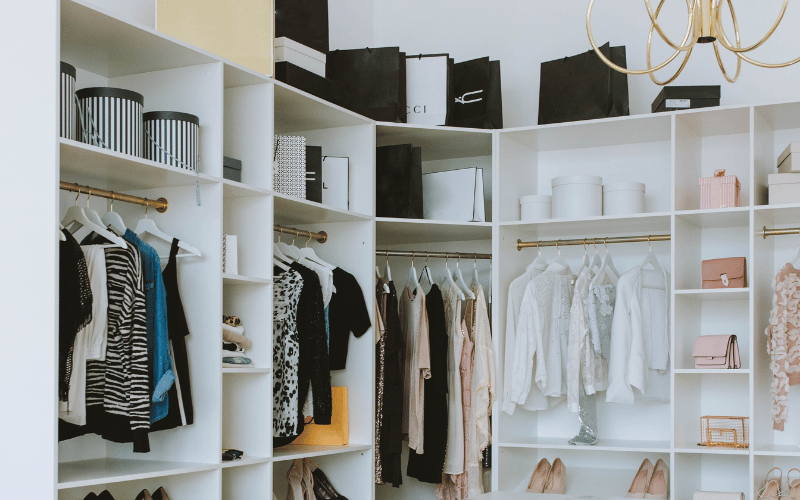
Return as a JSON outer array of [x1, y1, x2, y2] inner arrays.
[[60, 181, 168, 213], [517, 234, 671, 251], [274, 224, 328, 244], [376, 250, 492, 260], [762, 226, 800, 238]]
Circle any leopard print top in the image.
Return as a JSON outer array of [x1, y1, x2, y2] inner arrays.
[[273, 268, 303, 437]]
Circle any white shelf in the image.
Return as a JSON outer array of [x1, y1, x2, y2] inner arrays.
[[507, 466, 653, 499], [474, 494, 631, 500], [222, 273, 272, 286], [674, 288, 750, 301], [273, 81, 371, 134], [272, 443, 372, 462], [498, 437, 670, 453], [376, 217, 492, 245], [754, 204, 800, 225], [58, 458, 218, 489], [219, 456, 271, 468], [222, 179, 272, 199], [376, 122, 493, 161], [60, 139, 218, 191], [754, 445, 800, 456], [501, 212, 672, 240], [273, 192, 372, 224], [223, 367, 271, 374], [674, 444, 750, 455], [675, 369, 751, 375], [675, 207, 751, 228]]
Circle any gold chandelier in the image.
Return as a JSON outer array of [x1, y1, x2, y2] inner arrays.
[[586, 0, 800, 85]]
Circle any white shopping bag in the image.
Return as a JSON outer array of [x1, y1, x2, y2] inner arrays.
[[322, 156, 349, 210], [406, 54, 451, 126], [422, 168, 485, 222]]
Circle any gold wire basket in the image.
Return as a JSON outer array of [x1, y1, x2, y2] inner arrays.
[[699, 416, 749, 448]]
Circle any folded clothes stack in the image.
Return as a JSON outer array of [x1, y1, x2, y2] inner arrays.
[[222, 315, 253, 368]]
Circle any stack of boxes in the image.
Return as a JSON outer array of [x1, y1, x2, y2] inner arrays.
[[769, 143, 800, 205]]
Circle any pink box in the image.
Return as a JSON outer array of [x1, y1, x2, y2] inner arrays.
[[699, 169, 740, 209]]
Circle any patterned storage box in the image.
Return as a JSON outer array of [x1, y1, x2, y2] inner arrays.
[[60, 62, 76, 140], [274, 135, 306, 198], [699, 169, 740, 209], [76, 87, 144, 156], [144, 111, 199, 171]]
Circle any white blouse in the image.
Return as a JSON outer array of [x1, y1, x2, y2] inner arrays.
[[468, 283, 495, 497], [566, 268, 592, 413], [442, 281, 465, 475]]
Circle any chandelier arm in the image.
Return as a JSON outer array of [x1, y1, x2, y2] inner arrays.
[[587, 0, 693, 75], [716, 0, 800, 68], [648, 39, 694, 85], [713, 40, 742, 83], [714, 0, 788, 53], [644, 0, 699, 51], [732, 52, 800, 69]]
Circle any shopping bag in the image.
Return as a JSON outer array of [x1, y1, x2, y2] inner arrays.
[[405, 54, 452, 126], [275, 0, 329, 54], [422, 168, 485, 222], [326, 47, 407, 123], [376, 144, 423, 219], [538, 42, 630, 125], [451, 57, 504, 129], [293, 387, 349, 445]]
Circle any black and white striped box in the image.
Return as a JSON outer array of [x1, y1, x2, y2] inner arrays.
[[76, 87, 144, 156], [60, 62, 76, 141], [143, 111, 200, 171]]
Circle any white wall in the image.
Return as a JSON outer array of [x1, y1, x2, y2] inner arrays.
[[329, 0, 375, 49], [370, 0, 800, 127]]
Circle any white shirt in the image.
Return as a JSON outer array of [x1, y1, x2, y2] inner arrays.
[[567, 268, 592, 413]]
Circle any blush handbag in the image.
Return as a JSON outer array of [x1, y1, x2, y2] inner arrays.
[[701, 257, 747, 289], [693, 335, 740, 369], [693, 492, 745, 500]]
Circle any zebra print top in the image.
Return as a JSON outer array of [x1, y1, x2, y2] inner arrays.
[[85, 240, 151, 452]]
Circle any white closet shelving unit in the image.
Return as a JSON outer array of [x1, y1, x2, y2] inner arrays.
[[45, 2, 800, 500]]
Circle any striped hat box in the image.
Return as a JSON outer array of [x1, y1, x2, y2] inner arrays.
[[144, 111, 200, 171], [76, 87, 144, 156], [60, 62, 76, 140]]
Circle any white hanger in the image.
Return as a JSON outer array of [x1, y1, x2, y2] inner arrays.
[[101, 193, 127, 235], [546, 241, 569, 270], [82, 192, 105, 228], [407, 252, 421, 290], [444, 255, 465, 301], [376, 264, 390, 293], [593, 238, 620, 286], [297, 232, 335, 270], [454, 255, 476, 299], [418, 253, 435, 289], [533, 246, 549, 268], [58, 224, 66, 242], [589, 240, 602, 274], [273, 257, 290, 272], [471, 254, 480, 287], [639, 236, 663, 272], [61, 189, 126, 248], [575, 239, 591, 276], [276, 230, 302, 262], [384, 253, 393, 282], [273, 229, 293, 265], [134, 204, 201, 258]]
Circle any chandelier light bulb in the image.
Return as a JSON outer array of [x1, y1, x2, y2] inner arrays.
[[586, 0, 800, 85]]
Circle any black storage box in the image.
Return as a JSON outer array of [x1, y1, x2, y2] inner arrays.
[[652, 86, 720, 113], [275, 61, 334, 103], [223, 156, 242, 183], [305, 146, 322, 203]]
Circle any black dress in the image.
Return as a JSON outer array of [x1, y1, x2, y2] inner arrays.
[[379, 281, 404, 487], [406, 284, 449, 483]]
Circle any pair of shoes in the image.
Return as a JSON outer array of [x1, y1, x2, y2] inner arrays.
[[287, 459, 314, 500], [312, 466, 349, 500], [84, 492, 115, 500], [135, 488, 170, 500], [526, 457, 565, 494], [627, 459, 668, 499], [758, 468, 800, 500]]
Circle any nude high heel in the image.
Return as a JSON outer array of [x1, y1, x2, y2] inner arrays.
[[644, 459, 669, 499], [526, 458, 552, 493], [760, 467, 783, 500], [302, 458, 316, 500], [544, 457, 566, 494], [134, 490, 153, 500], [782, 468, 800, 500], [627, 459, 654, 498], [286, 459, 305, 500]]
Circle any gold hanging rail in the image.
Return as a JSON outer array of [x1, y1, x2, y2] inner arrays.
[[274, 224, 328, 244], [376, 250, 492, 260], [517, 234, 671, 251], [762, 226, 800, 238], [60, 181, 169, 213]]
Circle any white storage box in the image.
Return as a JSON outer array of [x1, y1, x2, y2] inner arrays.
[[520, 195, 551, 222], [423, 168, 485, 222], [603, 182, 645, 215], [778, 142, 800, 173], [551, 175, 603, 219], [275, 37, 326, 77], [769, 173, 800, 205]]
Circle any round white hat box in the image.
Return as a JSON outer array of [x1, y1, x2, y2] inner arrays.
[[551, 175, 603, 219], [520, 195, 552, 222], [603, 182, 645, 215]]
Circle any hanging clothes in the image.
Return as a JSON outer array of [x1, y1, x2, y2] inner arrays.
[[468, 283, 494, 498], [329, 267, 372, 370], [375, 285, 387, 485], [407, 284, 449, 484], [380, 280, 404, 487], [151, 238, 195, 430], [567, 268, 592, 413], [765, 263, 800, 431], [441, 281, 465, 476], [606, 267, 670, 404], [502, 261, 549, 414], [400, 284, 431, 453], [273, 267, 304, 438], [584, 275, 616, 395]]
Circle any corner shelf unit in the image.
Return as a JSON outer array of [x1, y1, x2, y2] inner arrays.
[[42, 2, 800, 500]]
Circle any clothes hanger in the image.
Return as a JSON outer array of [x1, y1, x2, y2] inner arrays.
[[593, 237, 620, 286], [407, 252, 421, 290], [639, 236, 663, 272], [471, 254, 480, 287], [546, 241, 569, 270], [418, 252, 435, 289], [443, 254, 465, 301], [274, 228, 293, 269], [532, 245, 549, 267], [454, 255, 476, 299], [101, 193, 127, 234], [575, 239, 591, 276], [376, 259, 390, 294], [589, 240, 602, 274], [62, 189, 126, 248], [134, 203, 201, 258], [297, 232, 335, 270], [82, 191, 105, 228], [384, 252, 393, 282], [276, 231, 301, 261], [58, 223, 66, 241]]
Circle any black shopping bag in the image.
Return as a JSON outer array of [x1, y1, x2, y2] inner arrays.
[[538, 42, 630, 125], [376, 144, 422, 219], [275, 0, 329, 54], [327, 47, 407, 123], [452, 57, 503, 129]]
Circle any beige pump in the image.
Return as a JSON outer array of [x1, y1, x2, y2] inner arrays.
[[627, 459, 654, 498]]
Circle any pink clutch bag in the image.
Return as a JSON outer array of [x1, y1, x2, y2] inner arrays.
[[701, 257, 747, 289], [693, 335, 740, 369]]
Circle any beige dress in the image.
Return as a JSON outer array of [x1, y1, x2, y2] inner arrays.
[[441, 281, 465, 475], [400, 285, 431, 452], [469, 284, 495, 497]]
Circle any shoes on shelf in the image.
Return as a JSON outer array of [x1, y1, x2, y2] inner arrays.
[[543, 457, 566, 495], [782, 468, 800, 500], [134, 490, 153, 500], [302, 458, 315, 500], [759, 467, 782, 500], [152, 487, 171, 500], [312, 466, 349, 500], [526, 458, 552, 493], [83, 494, 98, 500], [287, 459, 305, 500], [644, 459, 669, 500], [627, 459, 654, 498]]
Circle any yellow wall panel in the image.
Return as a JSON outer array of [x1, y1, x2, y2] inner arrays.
[[157, 0, 274, 75]]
